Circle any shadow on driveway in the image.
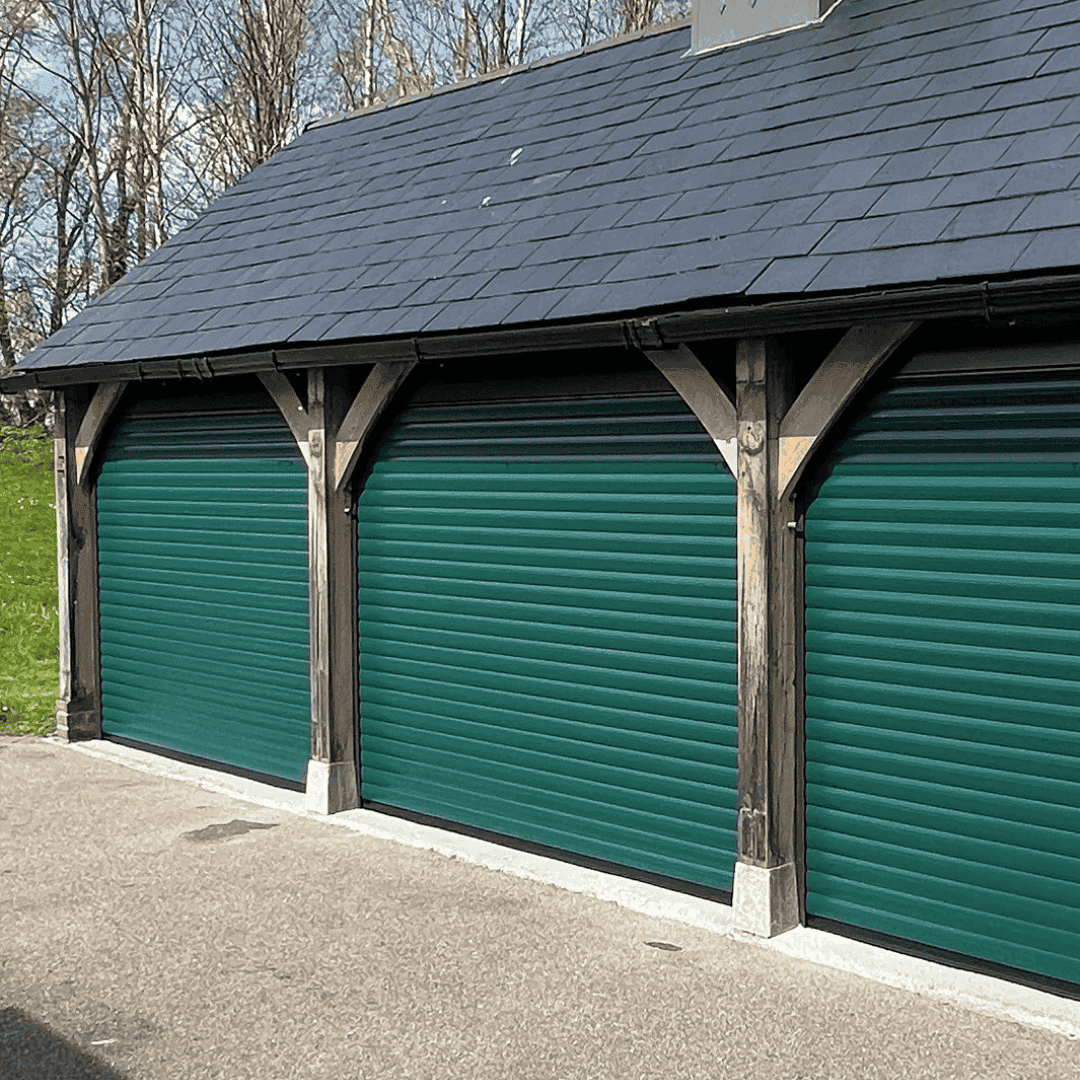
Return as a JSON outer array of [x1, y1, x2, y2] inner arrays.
[[0, 1007, 127, 1080]]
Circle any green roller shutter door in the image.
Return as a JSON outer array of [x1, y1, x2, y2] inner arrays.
[[97, 412, 310, 784], [804, 370, 1080, 985], [357, 387, 737, 891]]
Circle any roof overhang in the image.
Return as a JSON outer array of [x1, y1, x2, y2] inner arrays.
[[6, 272, 1080, 393]]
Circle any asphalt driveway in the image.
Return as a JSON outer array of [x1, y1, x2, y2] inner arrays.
[[1, 734, 1077, 1080]]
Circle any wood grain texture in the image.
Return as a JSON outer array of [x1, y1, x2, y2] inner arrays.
[[54, 387, 102, 741], [305, 368, 359, 810], [777, 321, 919, 498], [258, 370, 311, 465], [645, 345, 737, 475], [735, 338, 798, 873], [73, 380, 128, 486], [334, 361, 417, 490]]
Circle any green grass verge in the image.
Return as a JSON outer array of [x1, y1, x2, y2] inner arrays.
[[0, 423, 59, 736]]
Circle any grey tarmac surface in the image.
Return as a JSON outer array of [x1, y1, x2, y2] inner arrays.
[[1, 734, 1078, 1080]]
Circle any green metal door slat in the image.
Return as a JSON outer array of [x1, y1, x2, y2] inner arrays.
[[358, 388, 737, 891], [804, 368, 1080, 986], [98, 412, 310, 784]]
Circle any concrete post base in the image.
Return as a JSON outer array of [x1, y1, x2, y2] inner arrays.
[[732, 861, 799, 938], [305, 759, 358, 815], [55, 699, 101, 743]]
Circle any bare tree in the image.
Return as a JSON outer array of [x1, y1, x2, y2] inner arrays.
[[195, 0, 310, 188], [0, 0, 45, 369]]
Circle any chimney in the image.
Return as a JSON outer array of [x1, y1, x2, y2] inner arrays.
[[692, 0, 837, 53]]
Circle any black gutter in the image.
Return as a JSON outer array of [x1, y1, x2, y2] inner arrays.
[[5, 272, 1080, 392]]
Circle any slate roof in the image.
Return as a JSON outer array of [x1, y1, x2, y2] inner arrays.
[[17, 0, 1080, 372]]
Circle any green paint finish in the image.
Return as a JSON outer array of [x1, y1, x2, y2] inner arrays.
[[358, 390, 737, 890], [805, 371, 1080, 985], [97, 413, 310, 782]]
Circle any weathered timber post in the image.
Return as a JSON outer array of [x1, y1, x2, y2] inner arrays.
[[732, 337, 800, 936], [54, 386, 102, 741], [305, 367, 359, 814], [261, 361, 416, 813]]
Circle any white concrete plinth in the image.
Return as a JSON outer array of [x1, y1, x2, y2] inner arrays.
[[304, 759, 358, 815], [732, 861, 798, 938]]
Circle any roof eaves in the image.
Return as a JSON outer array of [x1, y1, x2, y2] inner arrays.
[[7, 270, 1080, 394]]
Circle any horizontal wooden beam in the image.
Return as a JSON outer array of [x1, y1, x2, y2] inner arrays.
[[258, 370, 311, 466], [73, 380, 128, 487], [778, 320, 919, 499], [644, 345, 737, 475], [334, 361, 417, 491]]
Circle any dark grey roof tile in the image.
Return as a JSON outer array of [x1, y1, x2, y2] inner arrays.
[[873, 207, 959, 248], [659, 187, 726, 222], [746, 255, 832, 296], [811, 232, 1035, 293], [156, 309, 215, 335], [88, 340, 135, 364], [500, 210, 593, 245], [1051, 96, 1080, 127], [813, 217, 891, 255], [812, 157, 889, 194], [1035, 42, 1080, 75], [810, 132, 885, 168], [803, 248, 908, 292], [988, 99, 1070, 137], [459, 291, 540, 329], [932, 168, 1017, 206], [863, 146, 950, 186], [865, 75, 935, 108], [868, 177, 951, 215], [808, 185, 889, 223], [983, 70, 1074, 113], [437, 272, 498, 303], [755, 221, 833, 258], [1010, 191, 1080, 232], [543, 282, 621, 321], [998, 125, 1080, 166], [195, 304, 254, 331], [615, 193, 679, 227], [862, 99, 934, 135], [572, 202, 631, 233], [860, 127, 939, 164], [999, 157, 1080, 197], [291, 312, 349, 340], [929, 136, 1015, 176], [1010, 224, 1080, 272], [551, 255, 625, 289], [973, 26, 1050, 64], [942, 196, 1032, 240], [753, 195, 830, 231], [502, 289, 569, 324], [930, 233, 1037, 278], [477, 263, 563, 296], [421, 302, 479, 334]]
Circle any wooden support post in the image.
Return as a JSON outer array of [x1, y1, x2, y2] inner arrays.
[[304, 367, 359, 814], [54, 386, 104, 742], [732, 337, 799, 937]]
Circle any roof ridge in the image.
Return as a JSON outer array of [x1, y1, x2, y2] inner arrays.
[[303, 17, 691, 134]]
